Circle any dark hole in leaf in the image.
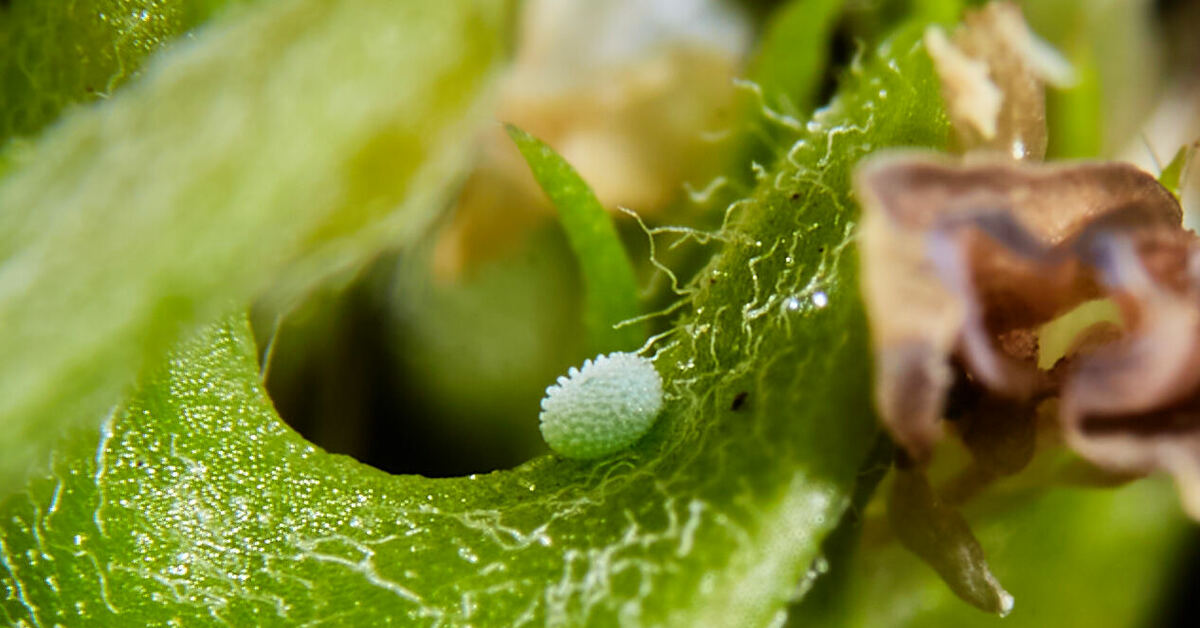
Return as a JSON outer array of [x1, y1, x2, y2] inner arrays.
[[257, 256, 547, 478]]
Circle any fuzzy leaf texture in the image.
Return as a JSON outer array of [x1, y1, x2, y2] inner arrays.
[[0, 25, 951, 625], [0, 0, 511, 488], [0, 0, 257, 145]]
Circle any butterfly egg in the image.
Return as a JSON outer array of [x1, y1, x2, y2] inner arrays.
[[539, 352, 664, 460]]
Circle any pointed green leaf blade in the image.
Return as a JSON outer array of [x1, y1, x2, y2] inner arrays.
[[507, 123, 645, 354]]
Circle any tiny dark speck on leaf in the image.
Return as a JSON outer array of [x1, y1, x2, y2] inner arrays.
[[731, 391, 749, 411], [790, 193, 800, 200], [817, 246, 825, 253]]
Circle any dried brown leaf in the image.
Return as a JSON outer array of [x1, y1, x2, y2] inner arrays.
[[888, 466, 1014, 616]]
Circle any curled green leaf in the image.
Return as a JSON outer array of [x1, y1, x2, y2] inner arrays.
[[0, 0, 512, 489]]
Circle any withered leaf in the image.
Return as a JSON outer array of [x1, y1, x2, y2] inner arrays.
[[887, 466, 1013, 616], [924, 1, 1073, 160], [856, 148, 1200, 617]]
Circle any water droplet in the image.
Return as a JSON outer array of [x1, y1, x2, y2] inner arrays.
[[998, 591, 1015, 617], [806, 120, 820, 133], [812, 555, 829, 574], [789, 554, 830, 602], [1011, 140, 1026, 160], [784, 297, 802, 312], [812, 292, 828, 308]]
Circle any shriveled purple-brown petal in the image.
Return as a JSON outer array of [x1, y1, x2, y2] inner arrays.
[[857, 152, 1181, 235], [1057, 231, 1200, 517], [859, 145, 1200, 520], [857, 152, 1183, 464], [860, 150, 1200, 612]]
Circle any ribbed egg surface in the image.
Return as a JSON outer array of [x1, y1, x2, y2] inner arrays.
[[539, 352, 664, 460]]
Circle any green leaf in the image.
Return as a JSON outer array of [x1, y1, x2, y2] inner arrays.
[[0, 0, 512, 489], [910, 0, 973, 23], [1159, 144, 1192, 200], [747, 0, 845, 118], [1, 23, 949, 625], [0, 0, 257, 145], [1045, 38, 1103, 159], [506, 124, 645, 354], [1023, 0, 1161, 158]]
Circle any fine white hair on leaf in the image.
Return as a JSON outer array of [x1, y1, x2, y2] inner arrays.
[[539, 352, 664, 460]]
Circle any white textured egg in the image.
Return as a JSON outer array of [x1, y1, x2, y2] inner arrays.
[[539, 352, 664, 460]]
